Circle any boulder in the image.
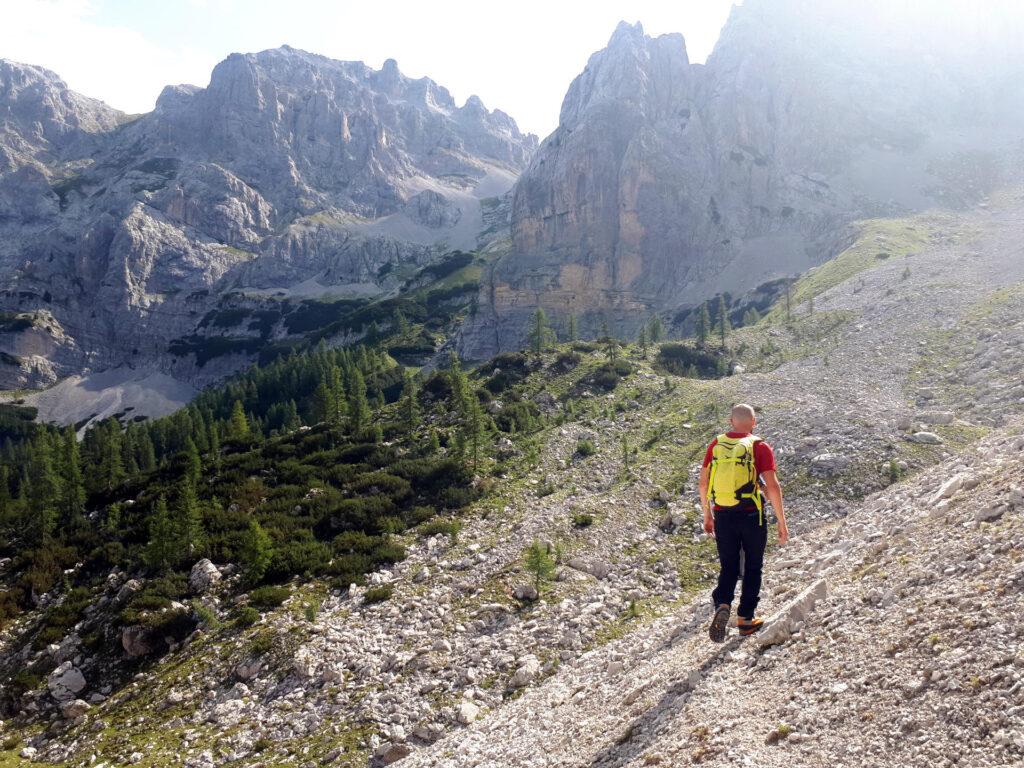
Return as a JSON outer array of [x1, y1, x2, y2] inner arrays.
[[513, 583, 538, 601], [809, 453, 852, 477], [375, 742, 412, 765], [60, 699, 90, 719], [456, 700, 480, 724], [188, 558, 222, 594], [757, 579, 827, 648], [975, 504, 1007, 523], [510, 655, 542, 688], [47, 662, 86, 701], [907, 431, 943, 445], [929, 475, 963, 505], [915, 410, 956, 425], [121, 625, 157, 657]]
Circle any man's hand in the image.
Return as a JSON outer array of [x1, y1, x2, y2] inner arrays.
[[777, 517, 789, 545], [703, 508, 715, 536]]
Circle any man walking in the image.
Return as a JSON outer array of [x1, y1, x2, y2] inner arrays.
[[699, 403, 788, 642]]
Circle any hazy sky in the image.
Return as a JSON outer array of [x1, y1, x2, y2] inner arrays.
[[1, 0, 738, 139]]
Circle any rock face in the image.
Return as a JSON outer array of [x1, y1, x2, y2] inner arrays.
[[0, 48, 537, 394], [457, 3, 1024, 358]]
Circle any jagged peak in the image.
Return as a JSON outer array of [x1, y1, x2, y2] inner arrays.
[[608, 19, 645, 46]]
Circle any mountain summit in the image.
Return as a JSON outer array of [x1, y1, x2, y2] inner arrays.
[[0, 47, 536, 399], [456, 4, 1024, 358]]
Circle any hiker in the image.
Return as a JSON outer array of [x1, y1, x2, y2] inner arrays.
[[699, 403, 788, 642]]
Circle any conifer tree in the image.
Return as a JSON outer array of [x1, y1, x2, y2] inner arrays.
[[101, 420, 126, 492], [239, 518, 273, 585], [697, 301, 711, 346], [58, 426, 86, 530], [527, 308, 555, 358], [567, 314, 578, 342], [525, 539, 556, 591], [175, 479, 205, 562], [347, 369, 371, 436], [638, 325, 648, 355], [25, 434, 59, 544], [648, 314, 664, 343], [399, 370, 420, 432], [717, 296, 730, 348], [183, 436, 202, 488], [228, 400, 250, 440], [144, 495, 176, 572]]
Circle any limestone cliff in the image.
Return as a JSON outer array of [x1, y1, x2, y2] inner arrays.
[[457, 3, 1024, 359], [0, 48, 537, 391]]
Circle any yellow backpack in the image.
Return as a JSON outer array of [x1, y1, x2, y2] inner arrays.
[[708, 433, 766, 522]]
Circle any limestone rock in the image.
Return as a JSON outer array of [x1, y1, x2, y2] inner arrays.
[[47, 663, 86, 701], [188, 558, 222, 594]]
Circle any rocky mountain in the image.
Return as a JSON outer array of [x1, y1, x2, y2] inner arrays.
[[0, 47, 536, 404], [457, 2, 1024, 358]]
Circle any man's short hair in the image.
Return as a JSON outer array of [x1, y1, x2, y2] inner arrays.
[[731, 403, 756, 420]]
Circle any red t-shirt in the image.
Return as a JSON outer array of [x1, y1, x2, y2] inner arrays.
[[702, 431, 776, 510]]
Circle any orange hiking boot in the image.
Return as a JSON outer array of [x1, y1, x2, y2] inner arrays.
[[737, 616, 764, 636]]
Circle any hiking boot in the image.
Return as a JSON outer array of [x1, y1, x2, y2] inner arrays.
[[737, 616, 764, 636], [709, 603, 731, 643]]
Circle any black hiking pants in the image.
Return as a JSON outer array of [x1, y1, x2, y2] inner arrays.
[[710, 506, 768, 619]]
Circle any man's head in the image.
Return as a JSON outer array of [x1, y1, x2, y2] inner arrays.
[[729, 403, 757, 433]]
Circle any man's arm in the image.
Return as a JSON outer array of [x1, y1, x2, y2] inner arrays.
[[761, 470, 788, 544], [699, 464, 714, 534]]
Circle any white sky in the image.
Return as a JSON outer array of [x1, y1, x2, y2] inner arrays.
[[0, 0, 739, 139]]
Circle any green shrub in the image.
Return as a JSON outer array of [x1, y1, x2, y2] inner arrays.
[[249, 585, 290, 610], [571, 513, 594, 528], [417, 519, 461, 539], [233, 606, 260, 628], [575, 439, 597, 457], [363, 584, 393, 604], [657, 342, 726, 378]]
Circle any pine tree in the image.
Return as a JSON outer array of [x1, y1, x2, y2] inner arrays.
[[524, 539, 556, 591], [144, 495, 176, 572], [465, 395, 488, 473], [638, 325, 648, 355], [25, 434, 59, 544], [175, 479, 205, 562], [717, 296, 730, 348], [400, 370, 420, 432], [604, 327, 619, 362], [183, 436, 202, 488], [527, 308, 555, 358], [239, 518, 273, 585], [347, 369, 371, 436], [312, 380, 333, 425], [327, 365, 345, 430], [698, 301, 711, 346], [208, 428, 221, 473], [567, 314, 578, 342], [101, 421, 126, 493], [137, 429, 157, 473], [784, 281, 793, 323], [648, 314, 664, 343], [58, 426, 86, 530], [228, 400, 250, 441], [284, 399, 302, 432]]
